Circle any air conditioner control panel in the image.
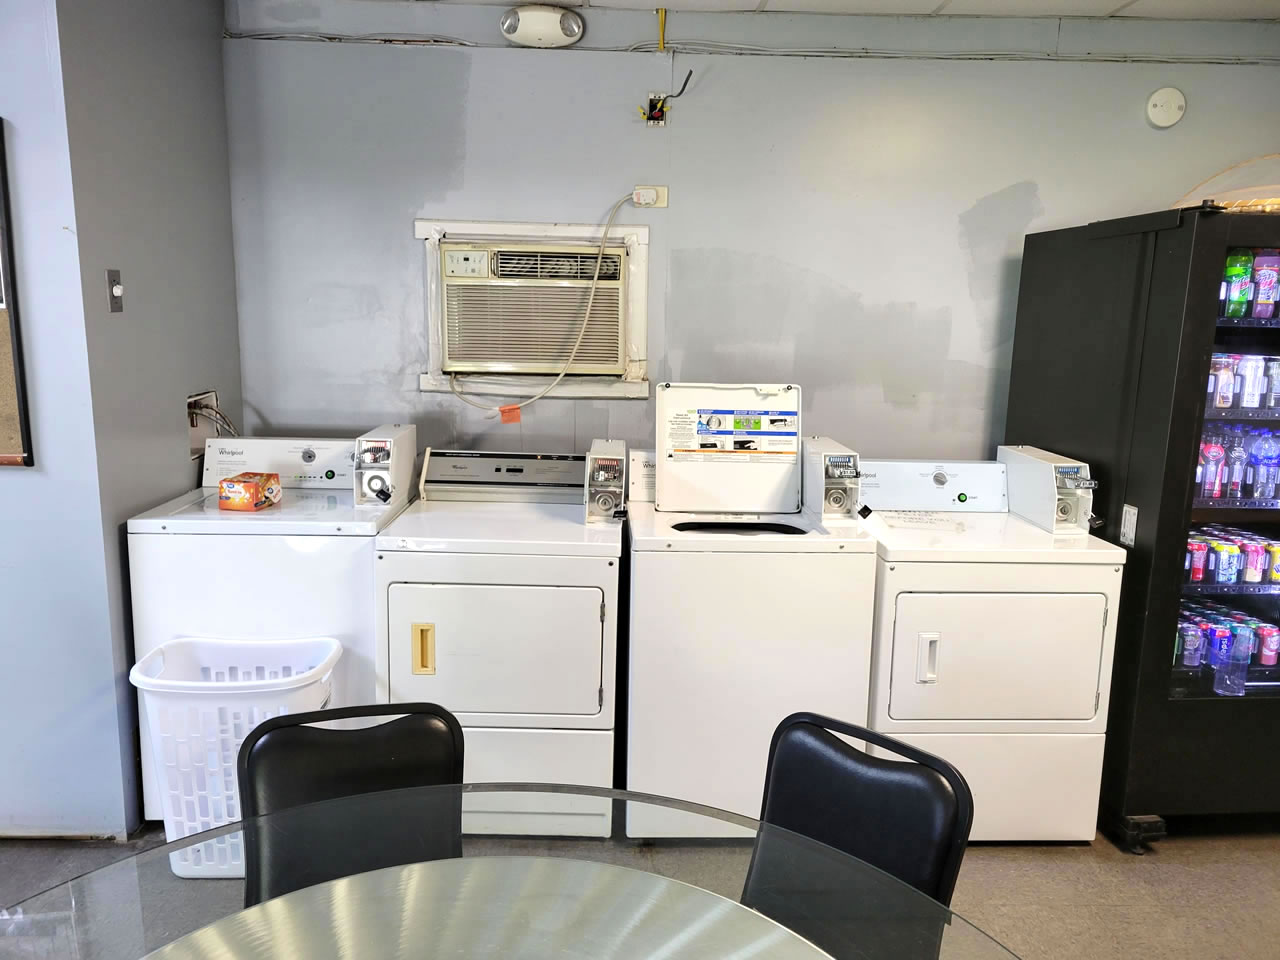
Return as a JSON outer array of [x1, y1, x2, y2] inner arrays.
[[444, 249, 490, 278]]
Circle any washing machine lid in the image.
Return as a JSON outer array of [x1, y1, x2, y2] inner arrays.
[[627, 502, 875, 553], [127, 488, 403, 536], [376, 500, 622, 557], [864, 510, 1125, 564]]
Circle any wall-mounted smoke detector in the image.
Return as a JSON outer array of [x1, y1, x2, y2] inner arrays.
[[499, 5, 584, 48]]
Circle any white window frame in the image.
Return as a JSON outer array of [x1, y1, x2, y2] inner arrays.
[[414, 218, 649, 400]]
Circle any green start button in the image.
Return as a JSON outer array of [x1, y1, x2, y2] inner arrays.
[[957, 493, 968, 503]]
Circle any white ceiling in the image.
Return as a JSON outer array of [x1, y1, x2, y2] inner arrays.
[[426, 0, 1280, 17]]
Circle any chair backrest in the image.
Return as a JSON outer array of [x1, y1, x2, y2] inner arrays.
[[743, 712, 973, 909], [237, 703, 465, 906]]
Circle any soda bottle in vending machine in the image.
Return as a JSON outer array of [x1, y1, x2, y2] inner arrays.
[[1253, 250, 1280, 320], [1250, 430, 1280, 500], [1210, 354, 1238, 408], [1226, 427, 1250, 498], [1201, 430, 1226, 498], [1239, 356, 1267, 408], [1224, 249, 1255, 319]]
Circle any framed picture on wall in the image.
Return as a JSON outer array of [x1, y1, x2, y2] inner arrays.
[[0, 120, 34, 467]]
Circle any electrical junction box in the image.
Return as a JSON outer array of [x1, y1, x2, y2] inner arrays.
[[655, 382, 802, 514], [202, 437, 354, 489], [998, 445, 1095, 537]]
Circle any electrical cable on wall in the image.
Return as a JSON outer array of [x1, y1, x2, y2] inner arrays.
[[449, 192, 636, 417], [192, 405, 240, 437], [224, 29, 1280, 65]]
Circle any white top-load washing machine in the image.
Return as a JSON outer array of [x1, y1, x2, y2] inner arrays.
[[860, 449, 1126, 842], [128, 429, 415, 820], [626, 383, 878, 838], [375, 446, 623, 838]]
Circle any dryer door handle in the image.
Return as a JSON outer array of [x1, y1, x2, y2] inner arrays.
[[916, 632, 939, 684]]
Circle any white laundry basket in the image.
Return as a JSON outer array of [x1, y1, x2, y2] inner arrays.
[[129, 636, 342, 878]]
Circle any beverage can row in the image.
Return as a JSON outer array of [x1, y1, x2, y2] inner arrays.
[[1207, 353, 1280, 410], [1186, 525, 1280, 584], [1176, 598, 1280, 698]]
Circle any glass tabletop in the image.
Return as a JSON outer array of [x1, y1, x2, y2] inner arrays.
[[0, 784, 1018, 960]]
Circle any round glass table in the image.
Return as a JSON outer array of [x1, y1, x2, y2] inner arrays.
[[0, 785, 1019, 960]]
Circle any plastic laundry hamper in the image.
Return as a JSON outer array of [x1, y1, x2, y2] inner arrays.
[[129, 636, 342, 878]]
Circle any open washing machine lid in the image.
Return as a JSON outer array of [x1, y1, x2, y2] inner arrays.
[[863, 510, 1125, 564], [627, 502, 875, 554]]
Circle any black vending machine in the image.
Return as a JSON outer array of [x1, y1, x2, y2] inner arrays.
[[1005, 204, 1280, 851]]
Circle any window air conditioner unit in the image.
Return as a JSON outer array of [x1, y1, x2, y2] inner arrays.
[[439, 240, 628, 376]]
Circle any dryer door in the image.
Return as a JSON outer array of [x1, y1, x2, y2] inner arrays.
[[889, 592, 1106, 721], [388, 583, 603, 716]]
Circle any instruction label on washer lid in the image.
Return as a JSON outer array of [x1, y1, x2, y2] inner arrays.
[[880, 511, 968, 533], [666, 409, 799, 463]]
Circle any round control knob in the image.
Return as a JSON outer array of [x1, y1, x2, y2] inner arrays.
[[932, 471, 948, 487], [301, 447, 316, 463]]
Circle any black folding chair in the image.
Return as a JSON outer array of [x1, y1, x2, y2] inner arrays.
[[237, 702, 464, 906], [742, 712, 974, 959]]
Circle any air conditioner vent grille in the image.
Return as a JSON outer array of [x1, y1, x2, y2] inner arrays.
[[444, 285, 624, 374], [494, 249, 622, 281]]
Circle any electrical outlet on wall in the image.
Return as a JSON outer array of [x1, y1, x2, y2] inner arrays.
[[187, 390, 219, 460], [632, 186, 668, 208]]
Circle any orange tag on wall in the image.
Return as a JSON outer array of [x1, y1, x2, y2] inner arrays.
[[499, 404, 521, 424]]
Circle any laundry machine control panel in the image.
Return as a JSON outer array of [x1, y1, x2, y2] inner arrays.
[[860, 460, 1008, 512]]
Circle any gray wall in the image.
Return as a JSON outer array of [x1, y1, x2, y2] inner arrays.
[[0, 0, 240, 837], [55, 0, 243, 836], [0, 0, 122, 836], [223, 5, 1280, 458], [222, 6, 1280, 458]]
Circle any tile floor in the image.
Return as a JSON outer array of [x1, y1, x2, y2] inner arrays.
[[3, 825, 1279, 959]]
